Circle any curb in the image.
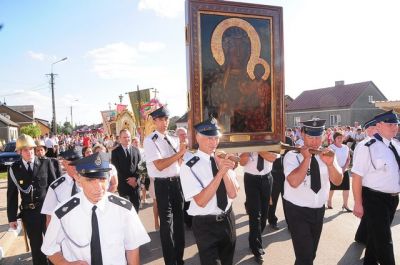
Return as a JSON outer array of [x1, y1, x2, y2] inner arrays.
[[0, 221, 22, 260]]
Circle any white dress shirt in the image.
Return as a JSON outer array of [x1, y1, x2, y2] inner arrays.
[[180, 150, 239, 215], [22, 158, 35, 171], [242, 152, 275, 175], [283, 151, 341, 208], [41, 173, 81, 215], [143, 131, 180, 178], [352, 134, 400, 193], [41, 192, 150, 264]]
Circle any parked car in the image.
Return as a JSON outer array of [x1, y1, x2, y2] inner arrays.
[[0, 141, 20, 170]]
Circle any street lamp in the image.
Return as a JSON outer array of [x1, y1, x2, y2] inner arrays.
[[49, 57, 68, 134]]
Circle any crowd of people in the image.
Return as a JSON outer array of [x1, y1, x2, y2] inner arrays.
[[6, 106, 400, 265]]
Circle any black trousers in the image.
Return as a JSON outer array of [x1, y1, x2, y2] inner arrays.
[[154, 178, 185, 265], [284, 200, 325, 265], [184, 201, 192, 228], [355, 215, 368, 244], [268, 170, 285, 226], [192, 209, 236, 265], [244, 172, 272, 256], [21, 207, 48, 265], [119, 186, 140, 213], [362, 187, 399, 265]]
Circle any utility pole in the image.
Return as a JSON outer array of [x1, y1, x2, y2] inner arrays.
[[50, 72, 57, 134], [48, 57, 67, 135]]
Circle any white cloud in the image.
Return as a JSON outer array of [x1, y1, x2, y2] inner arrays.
[[138, 41, 166, 53], [27, 51, 45, 61], [27, 51, 58, 62], [86, 42, 141, 79], [86, 41, 169, 79], [138, 0, 184, 18]]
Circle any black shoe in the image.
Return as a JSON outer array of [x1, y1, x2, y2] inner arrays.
[[342, 206, 352, 213], [269, 223, 280, 231], [254, 254, 264, 264]]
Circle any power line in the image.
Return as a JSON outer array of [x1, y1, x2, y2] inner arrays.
[[0, 83, 48, 97]]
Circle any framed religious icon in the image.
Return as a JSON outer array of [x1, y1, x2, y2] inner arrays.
[[186, 0, 285, 152]]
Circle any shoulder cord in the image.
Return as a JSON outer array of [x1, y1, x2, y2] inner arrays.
[[189, 167, 205, 189], [9, 167, 33, 194], [164, 136, 177, 154], [366, 146, 377, 170], [152, 138, 162, 154]]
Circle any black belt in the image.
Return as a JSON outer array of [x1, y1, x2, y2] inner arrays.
[[155, 176, 179, 182], [20, 202, 41, 210], [195, 207, 232, 222], [363, 187, 399, 197]]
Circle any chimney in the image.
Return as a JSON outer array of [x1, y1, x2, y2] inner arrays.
[[335, 80, 345, 86]]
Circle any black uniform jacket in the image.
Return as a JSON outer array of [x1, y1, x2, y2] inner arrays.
[[111, 144, 141, 194], [7, 157, 56, 222]]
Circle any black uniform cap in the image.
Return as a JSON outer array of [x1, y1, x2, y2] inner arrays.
[[373, 109, 399, 124], [149, 106, 170, 119], [59, 149, 82, 161], [301, 119, 326, 136], [70, 152, 111, 179], [194, 117, 221, 137]]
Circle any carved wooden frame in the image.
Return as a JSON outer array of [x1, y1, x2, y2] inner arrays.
[[186, 0, 285, 152]]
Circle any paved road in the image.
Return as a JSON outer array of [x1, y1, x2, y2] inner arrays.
[[1, 169, 400, 265]]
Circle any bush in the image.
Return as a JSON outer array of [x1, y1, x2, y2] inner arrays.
[[20, 124, 41, 138]]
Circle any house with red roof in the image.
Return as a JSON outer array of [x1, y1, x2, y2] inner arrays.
[[286, 81, 387, 128]]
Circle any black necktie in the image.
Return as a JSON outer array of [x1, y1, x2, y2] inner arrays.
[[27, 162, 33, 177], [71, 180, 78, 196], [91, 206, 103, 265], [210, 156, 228, 211], [389, 143, 400, 170], [257, 154, 264, 172], [126, 148, 130, 158], [164, 137, 177, 153], [310, 155, 321, 193]]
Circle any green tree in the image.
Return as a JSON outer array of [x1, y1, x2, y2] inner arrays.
[[20, 124, 41, 138], [168, 116, 180, 131], [61, 121, 73, 135]]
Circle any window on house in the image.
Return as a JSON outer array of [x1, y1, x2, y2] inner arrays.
[[294, 116, 301, 126], [368, 95, 374, 103], [330, 114, 341, 126]]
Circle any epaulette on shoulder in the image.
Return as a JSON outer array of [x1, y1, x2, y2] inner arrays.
[[152, 134, 158, 141], [55, 197, 80, 219], [108, 194, 132, 210], [50, 176, 66, 190], [186, 156, 200, 168], [365, 139, 376, 147]]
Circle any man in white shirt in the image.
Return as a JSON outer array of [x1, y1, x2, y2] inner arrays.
[[240, 150, 279, 263], [180, 117, 239, 265], [143, 106, 187, 265], [283, 119, 342, 265], [352, 110, 400, 264], [41, 149, 82, 226], [354, 118, 377, 244], [41, 152, 150, 265]]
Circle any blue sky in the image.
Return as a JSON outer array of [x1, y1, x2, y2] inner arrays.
[[1, 0, 399, 125]]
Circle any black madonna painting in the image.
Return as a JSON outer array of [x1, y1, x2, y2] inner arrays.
[[186, 0, 284, 150]]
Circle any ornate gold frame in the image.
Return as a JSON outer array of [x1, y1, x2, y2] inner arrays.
[[186, 0, 285, 152]]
